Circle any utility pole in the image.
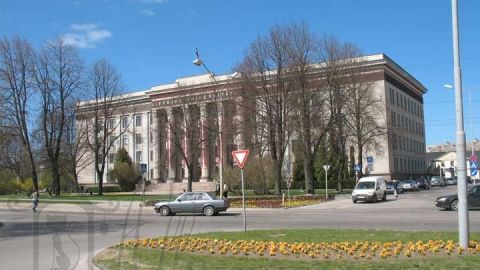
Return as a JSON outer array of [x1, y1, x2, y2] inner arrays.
[[451, 0, 469, 249]]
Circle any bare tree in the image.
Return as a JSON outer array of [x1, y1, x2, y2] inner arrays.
[[320, 37, 353, 192], [83, 59, 124, 195], [287, 22, 331, 194], [0, 36, 39, 191], [62, 103, 91, 192], [342, 45, 386, 177], [34, 37, 83, 196], [236, 24, 295, 196]]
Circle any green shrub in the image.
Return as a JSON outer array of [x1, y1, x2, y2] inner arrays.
[[109, 148, 142, 192], [223, 157, 275, 195]]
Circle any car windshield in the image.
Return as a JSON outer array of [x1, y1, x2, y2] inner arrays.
[[356, 181, 375, 189]]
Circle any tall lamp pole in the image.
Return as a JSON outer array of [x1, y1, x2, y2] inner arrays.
[[451, 0, 469, 249], [193, 49, 240, 197]]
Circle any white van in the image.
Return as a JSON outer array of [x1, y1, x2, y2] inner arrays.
[[352, 176, 387, 203]]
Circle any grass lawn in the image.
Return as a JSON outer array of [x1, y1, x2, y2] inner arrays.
[[94, 229, 480, 270]]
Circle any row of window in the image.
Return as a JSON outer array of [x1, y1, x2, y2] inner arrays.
[[392, 133, 424, 154], [394, 156, 426, 173], [107, 113, 153, 130], [390, 111, 424, 137], [389, 88, 423, 117], [108, 150, 155, 164]]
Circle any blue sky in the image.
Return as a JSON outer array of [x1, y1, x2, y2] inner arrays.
[[1, 0, 480, 145]]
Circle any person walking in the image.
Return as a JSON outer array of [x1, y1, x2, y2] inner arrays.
[[32, 189, 39, 212], [222, 183, 228, 198]]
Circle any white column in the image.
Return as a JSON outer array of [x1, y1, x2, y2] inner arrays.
[[200, 103, 209, 182], [166, 108, 175, 182], [234, 97, 244, 149], [183, 107, 189, 182]]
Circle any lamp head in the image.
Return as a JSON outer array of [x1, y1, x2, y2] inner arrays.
[[193, 58, 203, 66]]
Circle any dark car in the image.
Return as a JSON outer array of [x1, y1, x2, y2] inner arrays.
[[416, 179, 430, 190], [431, 176, 445, 187], [386, 183, 404, 194], [154, 192, 229, 216], [434, 185, 480, 211]]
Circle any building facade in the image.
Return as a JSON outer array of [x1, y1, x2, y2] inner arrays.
[[76, 54, 427, 188]]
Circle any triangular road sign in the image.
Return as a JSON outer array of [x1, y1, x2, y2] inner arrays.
[[232, 150, 250, 169]]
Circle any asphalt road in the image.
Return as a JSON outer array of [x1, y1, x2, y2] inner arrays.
[[1, 185, 479, 270]]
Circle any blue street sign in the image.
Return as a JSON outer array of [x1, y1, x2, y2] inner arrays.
[[471, 162, 478, 177], [354, 164, 361, 172], [367, 156, 374, 165]]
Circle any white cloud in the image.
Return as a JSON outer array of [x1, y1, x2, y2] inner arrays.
[[62, 24, 112, 48], [140, 9, 156, 16]]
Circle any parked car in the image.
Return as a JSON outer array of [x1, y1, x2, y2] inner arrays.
[[416, 179, 430, 190], [154, 192, 229, 216], [386, 182, 404, 194], [352, 176, 387, 203], [445, 177, 457, 185], [434, 185, 480, 211], [400, 180, 418, 191], [430, 176, 445, 187]]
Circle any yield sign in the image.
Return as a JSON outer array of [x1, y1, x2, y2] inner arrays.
[[232, 150, 250, 169]]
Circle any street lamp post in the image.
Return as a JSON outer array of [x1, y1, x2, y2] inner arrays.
[[451, 0, 469, 249], [193, 49, 240, 197]]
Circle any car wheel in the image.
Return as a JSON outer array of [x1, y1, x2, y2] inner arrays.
[[371, 194, 377, 203], [159, 206, 171, 216], [352, 199, 357, 204], [382, 192, 387, 201], [450, 200, 459, 211], [203, 205, 215, 216]]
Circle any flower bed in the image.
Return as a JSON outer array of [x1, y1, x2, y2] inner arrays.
[[143, 194, 334, 208], [120, 237, 480, 260], [228, 194, 334, 208]]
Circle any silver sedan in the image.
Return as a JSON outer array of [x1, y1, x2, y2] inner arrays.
[[154, 192, 229, 216]]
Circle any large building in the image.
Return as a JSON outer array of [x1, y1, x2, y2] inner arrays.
[[76, 54, 427, 190]]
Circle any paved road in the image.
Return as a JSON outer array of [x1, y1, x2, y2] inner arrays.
[[1, 185, 479, 269]]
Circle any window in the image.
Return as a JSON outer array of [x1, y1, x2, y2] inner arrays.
[[150, 169, 154, 179], [150, 132, 153, 143], [390, 88, 394, 104], [122, 116, 128, 128], [109, 118, 116, 129], [109, 153, 115, 163], [150, 150, 153, 161], [396, 92, 399, 106], [391, 111, 395, 126], [450, 160, 454, 167], [135, 134, 142, 144], [135, 115, 142, 127], [136, 151, 142, 162], [123, 134, 129, 145], [149, 113, 153, 125], [108, 136, 115, 146]]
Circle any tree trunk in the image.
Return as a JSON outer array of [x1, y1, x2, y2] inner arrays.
[[97, 171, 103, 196], [27, 149, 39, 192], [273, 159, 282, 196], [74, 173, 79, 193], [51, 160, 61, 196], [357, 137, 363, 180]]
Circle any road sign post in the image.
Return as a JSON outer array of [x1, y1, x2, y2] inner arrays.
[[323, 165, 330, 199], [232, 150, 250, 232], [354, 164, 361, 182]]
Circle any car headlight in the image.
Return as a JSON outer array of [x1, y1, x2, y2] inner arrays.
[[437, 197, 447, 202]]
